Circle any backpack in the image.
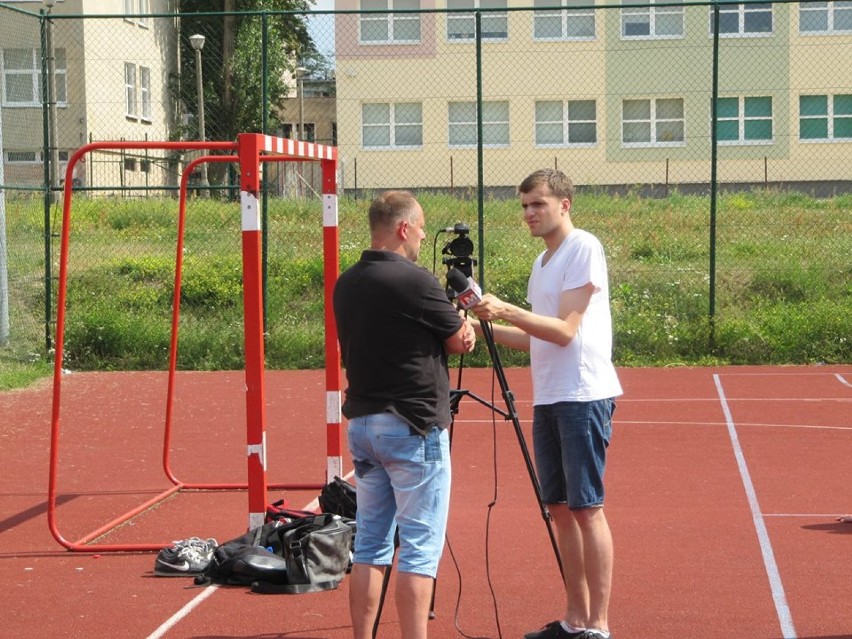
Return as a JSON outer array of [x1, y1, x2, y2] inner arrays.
[[318, 476, 357, 519], [195, 514, 353, 594]]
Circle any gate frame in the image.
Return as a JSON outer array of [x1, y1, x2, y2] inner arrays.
[[48, 134, 342, 551]]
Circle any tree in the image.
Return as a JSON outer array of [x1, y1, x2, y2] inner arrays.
[[179, 0, 318, 143]]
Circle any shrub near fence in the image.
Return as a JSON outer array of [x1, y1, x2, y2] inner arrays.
[[2, 191, 848, 376]]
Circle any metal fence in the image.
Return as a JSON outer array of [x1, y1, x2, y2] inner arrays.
[[1, 1, 850, 369]]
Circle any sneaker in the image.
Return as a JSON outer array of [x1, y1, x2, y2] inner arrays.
[[581, 631, 612, 639], [154, 537, 218, 577], [524, 621, 587, 639]]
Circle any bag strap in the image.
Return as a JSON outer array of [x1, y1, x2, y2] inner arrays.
[[250, 578, 342, 595]]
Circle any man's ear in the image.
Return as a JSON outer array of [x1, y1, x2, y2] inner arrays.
[[397, 218, 410, 240]]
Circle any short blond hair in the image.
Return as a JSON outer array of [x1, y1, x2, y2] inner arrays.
[[368, 190, 419, 233]]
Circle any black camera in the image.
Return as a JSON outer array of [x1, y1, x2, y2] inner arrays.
[[441, 223, 476, 278]]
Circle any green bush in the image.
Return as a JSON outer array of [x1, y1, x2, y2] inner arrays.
[[2, 189, 850, 388]]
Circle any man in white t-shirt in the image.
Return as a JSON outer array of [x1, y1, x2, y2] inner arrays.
[[471, 169, 622, 639]]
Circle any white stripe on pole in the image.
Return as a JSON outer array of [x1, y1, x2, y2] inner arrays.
[[323, 194, 338, 228], [240, 191, 260, 231], [326, 389, 341, 426]]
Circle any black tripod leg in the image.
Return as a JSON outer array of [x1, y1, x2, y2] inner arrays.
[[372, 530, 400, 639], [480, 320, 564, 579], [372, 563, 393, 639]]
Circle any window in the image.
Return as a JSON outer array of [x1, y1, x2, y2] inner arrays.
[[716, 96, 773, 143], [1, 48, 67, 107], [622, 0, 683, 38], [362, 102, 423, 148], [448, 101, 510, 147], [360, 0, 421, 43], [5, 150, 69, 164], [140, 66, 151, 121], [622, 98, 684, 145], [125, 62, 137, 117], [5, 151, 38, 163], [535, 100, 597, 145], [534, 0, 595, 40], [800, 94, 852, 141], [799, 1, 852, 33], [711, 3, 773, 36], [125, 0, 150, 27], [282, 123, 316, 141], [447, 0, 508, 41]]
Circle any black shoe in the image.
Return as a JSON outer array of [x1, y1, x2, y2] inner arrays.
[[524, 621, 587, 639], [580, 630, 612, 639]]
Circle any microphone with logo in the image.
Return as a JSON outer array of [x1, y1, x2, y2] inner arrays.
[[446, 267, 482, 310]]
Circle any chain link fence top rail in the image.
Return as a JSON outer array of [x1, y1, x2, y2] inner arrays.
[[1, 1, 850, 371]]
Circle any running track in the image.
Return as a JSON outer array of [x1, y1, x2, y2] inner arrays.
[[0, 365, 849, 638]]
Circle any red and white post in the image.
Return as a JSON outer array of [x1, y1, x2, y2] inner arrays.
[[238, 133, 269, 530]]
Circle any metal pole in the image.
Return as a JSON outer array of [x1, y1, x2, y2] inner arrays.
[[190, 34, 209, 196], [40, 7, 53, 352], [0, 97, 8, 344], [475, 11, 485, 291], [298, 75, 305, 142], [709, 2, 720, 350]]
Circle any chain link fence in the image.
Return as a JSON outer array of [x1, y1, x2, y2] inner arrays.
[[1, 2, 850, 372]]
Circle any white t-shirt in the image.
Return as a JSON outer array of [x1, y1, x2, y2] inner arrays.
[[527, 229, 623, 405]]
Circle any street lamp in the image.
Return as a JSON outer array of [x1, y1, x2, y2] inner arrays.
[[189, 34, 209, 196], [295, 67, 308, 142]]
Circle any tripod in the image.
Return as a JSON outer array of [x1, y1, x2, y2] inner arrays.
[[459, 317, 565, 579]]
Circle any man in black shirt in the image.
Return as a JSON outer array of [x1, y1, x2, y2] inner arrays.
[[333, 191, 475, 639]]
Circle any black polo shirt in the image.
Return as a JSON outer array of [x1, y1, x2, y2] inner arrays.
[[333, 250, 463, 435]]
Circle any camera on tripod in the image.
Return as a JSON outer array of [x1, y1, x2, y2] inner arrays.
[[441, 222, 476, 279]]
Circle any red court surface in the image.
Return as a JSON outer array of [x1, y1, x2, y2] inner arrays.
[[1, 365, 850, 638]]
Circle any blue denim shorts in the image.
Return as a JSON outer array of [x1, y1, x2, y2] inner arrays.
[[532, 399, 615, 509], [347, 412, 451, 578]]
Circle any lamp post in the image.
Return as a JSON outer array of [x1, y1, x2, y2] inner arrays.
[[295, 67, 307, 141], [189, 34, 209, 196]]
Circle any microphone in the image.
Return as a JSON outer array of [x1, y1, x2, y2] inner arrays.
[[446, 268, 482, 310]]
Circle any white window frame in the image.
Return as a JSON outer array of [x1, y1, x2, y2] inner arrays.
[[534, 99, 597, 147], [621, 0, 684, 39], [799, 1, 852, 34], [359, 0, 421, 44], [799, 93, 852, 142], [448, 101, 510, 148], [125, 0, 150, 27], [533, 0, 595, 41], [714, 96, 774, 145], [140, 66, 152, 121], [622, 97, 685, 147], [125, 62, 138, 118], [447, 0, 508, 42], [710, 2, 773, 37], [1, 48, 67, 108], [361, 102, 423, 149]]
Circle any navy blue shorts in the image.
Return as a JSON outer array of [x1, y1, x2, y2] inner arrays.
[[532, 399, 615, 509]]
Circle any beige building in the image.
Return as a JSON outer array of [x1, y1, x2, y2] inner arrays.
[[1, 0, 179, 190], [333, 0, 852, 192]]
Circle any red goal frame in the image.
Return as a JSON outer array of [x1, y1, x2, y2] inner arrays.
[[48, 133, 342, 551]]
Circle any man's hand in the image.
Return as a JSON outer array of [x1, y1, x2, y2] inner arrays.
[[461, 318, 477, 352], [471, 293, 510, 323]]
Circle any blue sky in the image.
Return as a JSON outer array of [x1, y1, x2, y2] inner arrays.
[[308, 0, 335, 60]]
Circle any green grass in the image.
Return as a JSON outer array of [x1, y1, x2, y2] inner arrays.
[[1, 189, 850, 391]]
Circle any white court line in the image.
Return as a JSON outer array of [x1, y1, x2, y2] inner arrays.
[[714, 374, 797, 639], [144, 469, 356, 639], [145, 585, 219, 639]]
